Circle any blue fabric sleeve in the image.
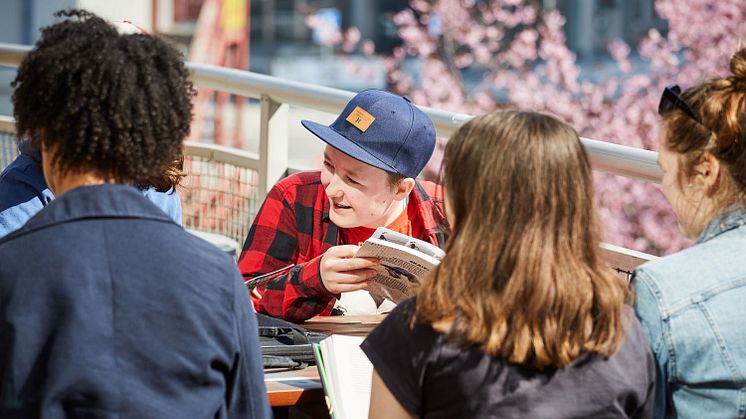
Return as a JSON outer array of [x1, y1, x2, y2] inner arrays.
[[0, 158, 53, 239], [140, 187, 182, 225], [0, 195, 45, 238], [633, 269, 670, 419]]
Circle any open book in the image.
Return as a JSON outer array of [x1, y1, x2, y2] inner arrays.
[[313, 335, 371, 419], [355, 227, 445, 304]]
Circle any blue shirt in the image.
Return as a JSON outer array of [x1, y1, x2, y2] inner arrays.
[[0, 140, 182, 238], [0, 184, 270, 418], [633, 208, 746, 419]]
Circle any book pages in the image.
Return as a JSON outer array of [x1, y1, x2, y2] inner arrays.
[[319, 335, 371, 419], [600, 242, 657, 278], [357, 237, 440, 303], [368, 227, 445, 260], [335, 290, 396, 315]]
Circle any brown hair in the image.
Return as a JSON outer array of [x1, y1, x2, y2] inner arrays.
[[137, 155, 185, 192], [662, 48, 746, 209], [416, 110, 629, 369], [386, 171, 406, 189]]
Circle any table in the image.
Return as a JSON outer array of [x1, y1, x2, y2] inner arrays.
[[264, 314, 386, 418], [303, 314, 386, 336], [265, 366, 329, 418]]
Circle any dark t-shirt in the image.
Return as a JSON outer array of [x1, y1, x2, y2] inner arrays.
[[361, 298, 656, 419]]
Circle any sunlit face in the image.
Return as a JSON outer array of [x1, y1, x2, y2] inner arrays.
[[658, 139, 707, 240], [321, 145, 403, 229]]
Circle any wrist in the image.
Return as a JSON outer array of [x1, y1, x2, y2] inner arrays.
[[304, 255, 338, 298]]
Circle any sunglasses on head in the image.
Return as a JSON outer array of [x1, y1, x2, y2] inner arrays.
[[658, 84, 703, 124]]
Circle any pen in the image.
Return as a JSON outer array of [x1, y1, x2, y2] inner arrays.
[[244, 264, 296, 290]]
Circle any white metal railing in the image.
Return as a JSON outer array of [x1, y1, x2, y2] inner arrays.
[[0, 115, 14, 132], [0, 42, 663, 267], [183, 141, 260, 172], [187, 61, 663, 184], [0, 42, 663, 193], [0, 115, 17, 170], [0, 117, 259, 246]]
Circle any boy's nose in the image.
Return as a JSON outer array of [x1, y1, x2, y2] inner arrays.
[[325, 175, 344, 198]]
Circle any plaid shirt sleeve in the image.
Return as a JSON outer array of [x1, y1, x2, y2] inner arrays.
[[237, 180, 335, 322]]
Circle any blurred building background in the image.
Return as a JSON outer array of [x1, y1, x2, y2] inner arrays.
[[0, 0, 667, 168], [0, 0, 666, 100]]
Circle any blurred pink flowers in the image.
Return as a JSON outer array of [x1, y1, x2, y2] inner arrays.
[[306, 0, 746, 255]]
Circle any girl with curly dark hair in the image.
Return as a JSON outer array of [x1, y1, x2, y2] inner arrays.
[[0, 10, 270, 418], [0, 13, 185, 237]]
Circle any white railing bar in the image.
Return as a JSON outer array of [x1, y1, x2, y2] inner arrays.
[[183, 141, 261, 172], [0, 122, 267, 174], [189, 62, 480, 142], [445, 112, 661, 182], [0, 115, 15, 133], [0, 42, 662, 183], [0, 43, 29, 66], [580, 138, 661, 182], [189, 62, 466, 136]]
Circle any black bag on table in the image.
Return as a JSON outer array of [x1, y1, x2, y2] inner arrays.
[[257, 313, 327, 370]]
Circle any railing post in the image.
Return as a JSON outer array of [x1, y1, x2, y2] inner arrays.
[[258, 94, 289, 203]]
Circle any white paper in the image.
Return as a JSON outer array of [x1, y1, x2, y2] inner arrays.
[[321, 335, 372, 419]]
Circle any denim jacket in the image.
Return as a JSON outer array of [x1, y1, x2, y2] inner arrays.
[[633, 209, 746, 419]]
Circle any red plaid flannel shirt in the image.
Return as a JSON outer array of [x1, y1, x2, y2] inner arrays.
[[238, 170, 446, 322]]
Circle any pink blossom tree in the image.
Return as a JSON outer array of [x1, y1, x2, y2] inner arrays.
[[308, 0, 746, 255]]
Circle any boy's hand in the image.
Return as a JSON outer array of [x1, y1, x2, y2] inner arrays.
[[320, 245, 379, 294]]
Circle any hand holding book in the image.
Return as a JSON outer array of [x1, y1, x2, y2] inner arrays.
[[355, 227, 445, 303], [319, 245, 380, 294]]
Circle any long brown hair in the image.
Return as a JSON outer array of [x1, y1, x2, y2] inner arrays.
[[416, 110, 629, 369], [662, 48, 746, 210]]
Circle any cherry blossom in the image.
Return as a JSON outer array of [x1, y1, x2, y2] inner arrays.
[[307, 0, 746, 255]]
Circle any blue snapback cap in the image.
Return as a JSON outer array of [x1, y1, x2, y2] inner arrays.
[[301, 89, 436, 179]]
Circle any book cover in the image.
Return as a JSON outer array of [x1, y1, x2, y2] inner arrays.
[[355, 227, 445, 303]]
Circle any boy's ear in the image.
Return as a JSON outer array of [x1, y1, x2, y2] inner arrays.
[[692, 151, 721, 195], [394, 178, 416, 201]]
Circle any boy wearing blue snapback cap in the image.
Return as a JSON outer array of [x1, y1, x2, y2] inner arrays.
[[238, 89, 447, 322]]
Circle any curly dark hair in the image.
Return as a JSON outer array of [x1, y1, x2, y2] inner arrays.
[[12, 9, 195, 184]]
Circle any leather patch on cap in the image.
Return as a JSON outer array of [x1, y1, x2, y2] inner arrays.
[[346, 106, 376, 132]]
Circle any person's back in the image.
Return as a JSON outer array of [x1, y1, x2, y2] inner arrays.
[[634, 216, 746, 418], [363, 110, 656, 418], [364, 299, 654, 419], [633, 49, 746, 418], [0, 185, 268, 418], [0, 9, 269, 418]]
